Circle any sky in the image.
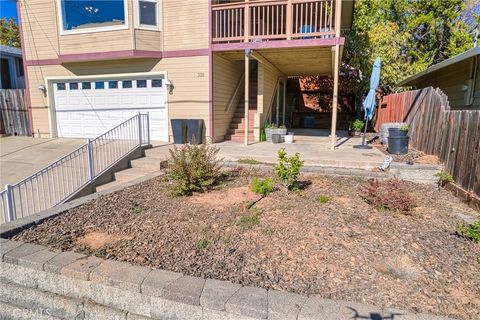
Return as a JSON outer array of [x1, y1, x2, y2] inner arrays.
[[1, 0, 18, 21]]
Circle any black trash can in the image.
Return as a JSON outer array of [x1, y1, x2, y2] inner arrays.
[[388, 136, 409, 155], [187, 119, 204, 144], [171, 119, 187, 144]]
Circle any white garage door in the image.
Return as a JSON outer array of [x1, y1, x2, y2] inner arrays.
[[53, 76, 168, 141]]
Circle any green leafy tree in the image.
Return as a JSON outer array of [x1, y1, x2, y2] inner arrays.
[[344, 0, 473, 93], [0, 18, 20, 48]]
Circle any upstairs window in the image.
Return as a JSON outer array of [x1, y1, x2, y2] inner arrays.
[[59, 0, 128, 34], [136, 0, 160, 30]]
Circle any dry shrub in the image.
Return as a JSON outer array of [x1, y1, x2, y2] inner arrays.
[[383, 255, 419, 280], [362, 179, 416, 214], [165, 144, 221, 196]]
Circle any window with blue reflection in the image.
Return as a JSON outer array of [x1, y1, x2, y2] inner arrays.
[[60, 0, 126, 31], [95, 81, 105, 89], [69, 83, 78, 90], [109, 80, 118, 89], [137, 80, 147, 88], [122, 80, 132, 88]]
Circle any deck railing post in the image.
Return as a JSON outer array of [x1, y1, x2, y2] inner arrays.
[[86, 139, 95, 184], [137, 112, 142, 146], [5, 184, 15, 222], [146, 112, 151, 145], [244, 0, 250, 42], [286, 0, 292, 40]]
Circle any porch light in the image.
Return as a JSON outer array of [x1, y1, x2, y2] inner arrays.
[[165, 79, 174, 95], [38, 84, 47, 96]]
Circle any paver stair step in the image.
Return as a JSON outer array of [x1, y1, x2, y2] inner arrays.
[[114, 167, 157, 183], [130, 157, 164, 171], [224, 134, 255, 141]]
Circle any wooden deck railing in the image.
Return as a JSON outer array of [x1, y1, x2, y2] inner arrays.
[[212, 0, 336, 43]]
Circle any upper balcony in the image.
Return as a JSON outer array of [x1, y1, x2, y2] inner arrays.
[[212, 0, 353, 46]]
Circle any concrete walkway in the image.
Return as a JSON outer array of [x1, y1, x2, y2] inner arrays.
[[0, 137, 85, 186]]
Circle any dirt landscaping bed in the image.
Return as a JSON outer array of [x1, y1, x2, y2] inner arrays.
[[11, 169, 480, 320]]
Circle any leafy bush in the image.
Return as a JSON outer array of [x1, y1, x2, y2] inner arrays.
[[362, 179, 416, 214], [435, 170, 454, 187], [318, 195, 330, 204], [350, 119, 364, 131], [165, 144, 221, 196], [275, 148, 304, 190], [399, 123, 409, 131], [456, 219, 480, 242], [251, 178, 274, 197]]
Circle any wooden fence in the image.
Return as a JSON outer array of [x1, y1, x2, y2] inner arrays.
[[0, 89, 31, 136], [375, 87, 480, 197]]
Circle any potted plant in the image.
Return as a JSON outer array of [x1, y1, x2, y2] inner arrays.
[[348, 119, 364, 137], [389, 123, 409, 137], [265, 123, 287, 142]]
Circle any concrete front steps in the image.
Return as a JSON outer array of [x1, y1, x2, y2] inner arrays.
[[95, 148, 167, 192]]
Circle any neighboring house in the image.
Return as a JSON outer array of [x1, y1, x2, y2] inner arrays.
[[399, 46, 480, 110], [17, 0, 354, 145], [0, 45, 25, 89]]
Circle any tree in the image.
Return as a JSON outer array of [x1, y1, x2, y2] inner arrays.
[[0, 18, 20, 48], [343, 0, 473, 93]]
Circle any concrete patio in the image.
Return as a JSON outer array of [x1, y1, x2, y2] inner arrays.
[[149, 130, 386, 170]]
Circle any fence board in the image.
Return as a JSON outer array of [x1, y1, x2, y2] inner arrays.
[[0, 89, 31, 136], [375, 86, 480, 197]]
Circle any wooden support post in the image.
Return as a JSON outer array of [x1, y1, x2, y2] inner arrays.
[[245, 50, 251, 145], [330, 45, 340, 150], [282, 78, 287, 125], [330, 0, 342, 150]]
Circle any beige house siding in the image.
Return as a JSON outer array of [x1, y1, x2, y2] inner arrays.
[[19, 0, 208, 59], [162, 0, 209, 51], [416, 58, 480, 110], [255, 63, 283, 140], [212, 55, 243, 142], [26, 56, 210, 140], [18, 0, 59, 60]]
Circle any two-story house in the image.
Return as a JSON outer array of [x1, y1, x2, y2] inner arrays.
[[18, 0, 353, 148]]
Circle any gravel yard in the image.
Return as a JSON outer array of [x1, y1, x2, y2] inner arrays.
[[12, 169, 480, 320]]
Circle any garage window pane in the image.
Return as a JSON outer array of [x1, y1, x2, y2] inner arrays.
[[109, 80, 118, 89], [69, 83, 78, 90], [57, 83, 66, 90], [137, 80, 147, 88], [122, 80, 132, 88], [82, 82, 91, 90], [95, 81, 105, 89], [152, 79, 162, 87], [139, 0, 157, 26]]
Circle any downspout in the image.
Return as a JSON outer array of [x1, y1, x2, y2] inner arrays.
[[466, 55, 478, 107], [16, 0, 34, 137]]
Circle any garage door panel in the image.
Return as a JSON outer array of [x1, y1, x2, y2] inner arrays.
[[54, 77, 168, 141]]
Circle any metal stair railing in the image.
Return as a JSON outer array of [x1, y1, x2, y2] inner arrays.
[[0, 113, 150, 224]]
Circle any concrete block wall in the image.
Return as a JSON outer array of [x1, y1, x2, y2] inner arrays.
[[0, 239, 451, 320]]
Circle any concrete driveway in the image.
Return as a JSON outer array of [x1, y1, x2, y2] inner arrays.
[[0, 137, 85, 186]]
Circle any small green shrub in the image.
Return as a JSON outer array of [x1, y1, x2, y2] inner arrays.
[[196, 239, 210, 250], [318, 195, 330, 204], [362, 179, 416, 214], [132, 206, 143, 214], [350, 119, 364, 131], [236, 214, 259, 230], [435, 171, 454, 187], [251, 178, 274, 197], [399, 124, 409, 131], [165, 144, 221, 196], [238, 158, 263, 165], [457, 219, 480, 242], [275, 148, 304, 190]]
